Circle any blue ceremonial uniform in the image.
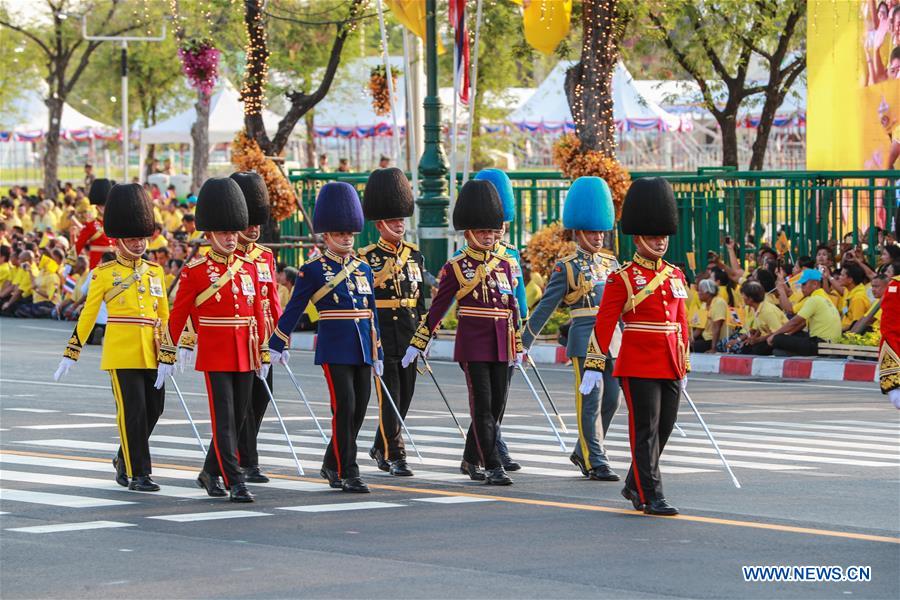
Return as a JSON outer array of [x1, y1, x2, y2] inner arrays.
[[270, 250, 383, 366], [269, 248, 383, 482], [523, 248, 622, 474]]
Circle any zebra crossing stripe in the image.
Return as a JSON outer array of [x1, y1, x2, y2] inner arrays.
[[147, 511, 271, 522], [6, 521, 134, 534], [276, 501, 404, 513], [0, 488, 134, 508]]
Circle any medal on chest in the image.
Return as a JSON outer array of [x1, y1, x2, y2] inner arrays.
[[669, 277, 688, 298], [495, 272, 513, 294], [148, 276, 164, 297], [256, 261, 272, 283], [355, 275, 372, 295], [407, 261, 422, 283], [239, 273, 255, 296]]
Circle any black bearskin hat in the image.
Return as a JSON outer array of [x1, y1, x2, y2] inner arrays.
[[195, 177, 249, 232], [620, 177, 678, 236], [363, 167, 414, 220], [88, 178, 113, 206], [452, 179, 504, 231], [230, 171, 270, 226], [103, 183, 154, 238]]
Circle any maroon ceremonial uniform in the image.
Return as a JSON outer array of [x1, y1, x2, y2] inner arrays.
[[588, 252, 690, 504]]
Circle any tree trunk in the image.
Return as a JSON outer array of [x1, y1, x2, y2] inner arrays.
[[563, 0, 619, 156], [748, 96, 779, 171], [191, 92, 210, 193], [144, 143, 157, 180], [43, 97, 64, 198], [719, 114, 739, 168], [304, 111, 315, 168]]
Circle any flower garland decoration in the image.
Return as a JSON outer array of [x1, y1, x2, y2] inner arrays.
[[521, 221, 576, 279], [552, 133, 631, 217], [369, 65, 400, 116], [178, 38, 221, 99], [232, 131, 297, 222]]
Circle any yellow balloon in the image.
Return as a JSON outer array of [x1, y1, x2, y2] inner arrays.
[[516, 0, 572, 56]]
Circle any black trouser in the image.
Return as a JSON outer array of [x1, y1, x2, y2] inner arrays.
[[109, 369, 165, 478], [740, 340, 773, 355], [237, 367, 273, 469], [461, 361, 511, 470], [772, 331, 822, 356], [322, 363, 371, 479], [372, 356, 417, 461], [620, 377, 680, 503], [691, 338, 713, 353], [203, 371, 253, 488]]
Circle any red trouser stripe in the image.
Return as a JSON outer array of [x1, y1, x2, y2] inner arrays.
[[204, 372, 229, 488], [322, 364, 342, 478], [621, 377, 646, 504]]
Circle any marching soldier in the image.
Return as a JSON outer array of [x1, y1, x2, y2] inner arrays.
[[581, 178, 689, 515], [881, 207, 900, 409], [231, 171, 283, 483], [53, 183, 168, 492], [402, 180, 524, 485], [268, 182, 383, 493], [523, 177, 621, 481], [155, 177, 270, 503], [358, 168, 424, 477], [471, 168, 528, 471], [64, 178, 116, 272]]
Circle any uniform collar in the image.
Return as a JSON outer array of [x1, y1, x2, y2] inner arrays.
[[377, 237, 401, 254], [236, 240, 254, 254], [577, 246, 602, 261], [463, 245, 488, 262], [207, 250, 233, 265], [633, 253, 662, 270], [324, 248, 354, 265], [115, 253, 142, 269]]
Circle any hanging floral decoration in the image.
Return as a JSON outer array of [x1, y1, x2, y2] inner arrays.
[[369, 65, 401, 116], [232, 131, 297, 223], [552, 133, 631, 217], [178, 38, 221, 99], [521, 222, 576, 279]]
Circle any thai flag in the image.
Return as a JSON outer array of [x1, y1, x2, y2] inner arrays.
[[449, 0, 470, 105], [63, 276, 77, 295]]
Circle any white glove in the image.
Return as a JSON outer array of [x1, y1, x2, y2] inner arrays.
[[62, 264, 72, 277], [889, 389, 900, 410], [177, 347, 194, 373], [401, 346, 420, 369], [256, 363, 270, 381], [270, 349, 290, 365], [578, 370, 603, 395], [154, 364, 176, 389], [374, 359, 384, 377], [53, 357, 76, 381], [514, 352, 525, 367], [680, 377, 688, 392]]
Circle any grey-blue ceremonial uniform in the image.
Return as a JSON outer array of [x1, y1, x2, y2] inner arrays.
[[523, 247, 622, 469]]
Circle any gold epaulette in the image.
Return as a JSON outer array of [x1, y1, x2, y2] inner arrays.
[[559, 254, 577, 265], [448, 252, 466, 265], [236, 255, 253, 264], [893, 275, 900, 282], [186, 256, 207, 268], [95, 259, 117, 270], [357, 243, 377, 256], [144, 259, 161, 268], [613, 261, 632, 275], [403, 240, 419, 252], [597, 247, 616, 259], [255, 243, 272, 255]]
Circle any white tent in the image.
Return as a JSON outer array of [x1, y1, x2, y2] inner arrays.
[[139, 79, 284, 145], [508, 61, 687, 133], [1, 89, 116, 139]]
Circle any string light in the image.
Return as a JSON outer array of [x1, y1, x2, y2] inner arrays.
[[241, 0, 270, 116]]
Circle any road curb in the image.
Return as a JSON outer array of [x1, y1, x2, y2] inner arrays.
[[288, 332, 878, 384]]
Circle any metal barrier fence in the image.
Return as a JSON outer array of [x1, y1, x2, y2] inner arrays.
[[284, 168, 899, 274]]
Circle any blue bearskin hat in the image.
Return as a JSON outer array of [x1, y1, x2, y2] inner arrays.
[[313, 182, 364, 233], [620, 177, 678, 236], [88, 178, 113, 206], [473, 168, 515, 222], [195, 177, 249, 232], [452, 179, 503, 231], [562, 177, 615, 231]]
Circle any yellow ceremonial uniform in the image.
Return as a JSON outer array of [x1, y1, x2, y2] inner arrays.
[[62, 253, 169, 480]]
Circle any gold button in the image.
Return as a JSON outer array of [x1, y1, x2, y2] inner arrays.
[[662, 291, 667, 296], [355, 318, 360, 323], [139, 305, 144, 309], [393, 316, 398, 321]]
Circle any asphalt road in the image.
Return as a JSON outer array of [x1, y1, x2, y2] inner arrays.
[[0, 318, 898, 599]]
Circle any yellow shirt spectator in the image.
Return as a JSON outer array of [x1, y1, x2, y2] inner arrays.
[[840, 282, 871, 329], [0, 261, 11, 288], [32, 269, 61, 304], [525, 277, 543, 311], [702, 295, 730, 341], [745, 301, 787, 336], [146, 233, 168, 251], [797, 288, 842, 342], [15, 263, 38, 298]]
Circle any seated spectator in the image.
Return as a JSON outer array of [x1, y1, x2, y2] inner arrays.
[[864, 274, 889, 333], [1, 250, 36, 315], [727, 280, 788, 355], [523, 264, 543, 311], [692, 278, 729, 353], [55, 255, 89, 320], [839, 262, 871, 330], [16, 247, 63, 318], [0, 246, 11, 289], [146, 222, 168, 250], [766, 269, 842, 356]]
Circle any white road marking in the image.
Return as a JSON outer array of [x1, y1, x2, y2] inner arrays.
[[6, 521, 135, 534], [277, 501, 404, 513], [148, 511, 270, 522], [4, 408, 58, 413], [0, 469, 209, 499], [410, 496, 497, 504], [0, 488, 134, 508]]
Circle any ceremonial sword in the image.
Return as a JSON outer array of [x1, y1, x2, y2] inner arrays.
[[420, 355, 467, 440], [168, 376, 206, 453], [258, 375, 305, 477], [281, 363, 329, 442], [374, 374, 423, 463], [526, 354, 568, 433], [682, 387, 740, 489], [515, 363, 567, 452]]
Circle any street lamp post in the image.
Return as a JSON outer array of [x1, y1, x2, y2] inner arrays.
[[82, 17, 166, 183], [416, 0, 450, 276]]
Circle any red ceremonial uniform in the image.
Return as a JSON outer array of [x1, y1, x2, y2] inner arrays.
[[161, 250, 268, 372], [69, 218, 116, 269], [235, 241, 282, 338], [589, 253, 690, 378], [879, 275, 900, 394]]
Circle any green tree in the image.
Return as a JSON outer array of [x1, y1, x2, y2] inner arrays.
[[0, 28, 42, 129], [642, 0, 806, 169], [0, 0, 145, 196]]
